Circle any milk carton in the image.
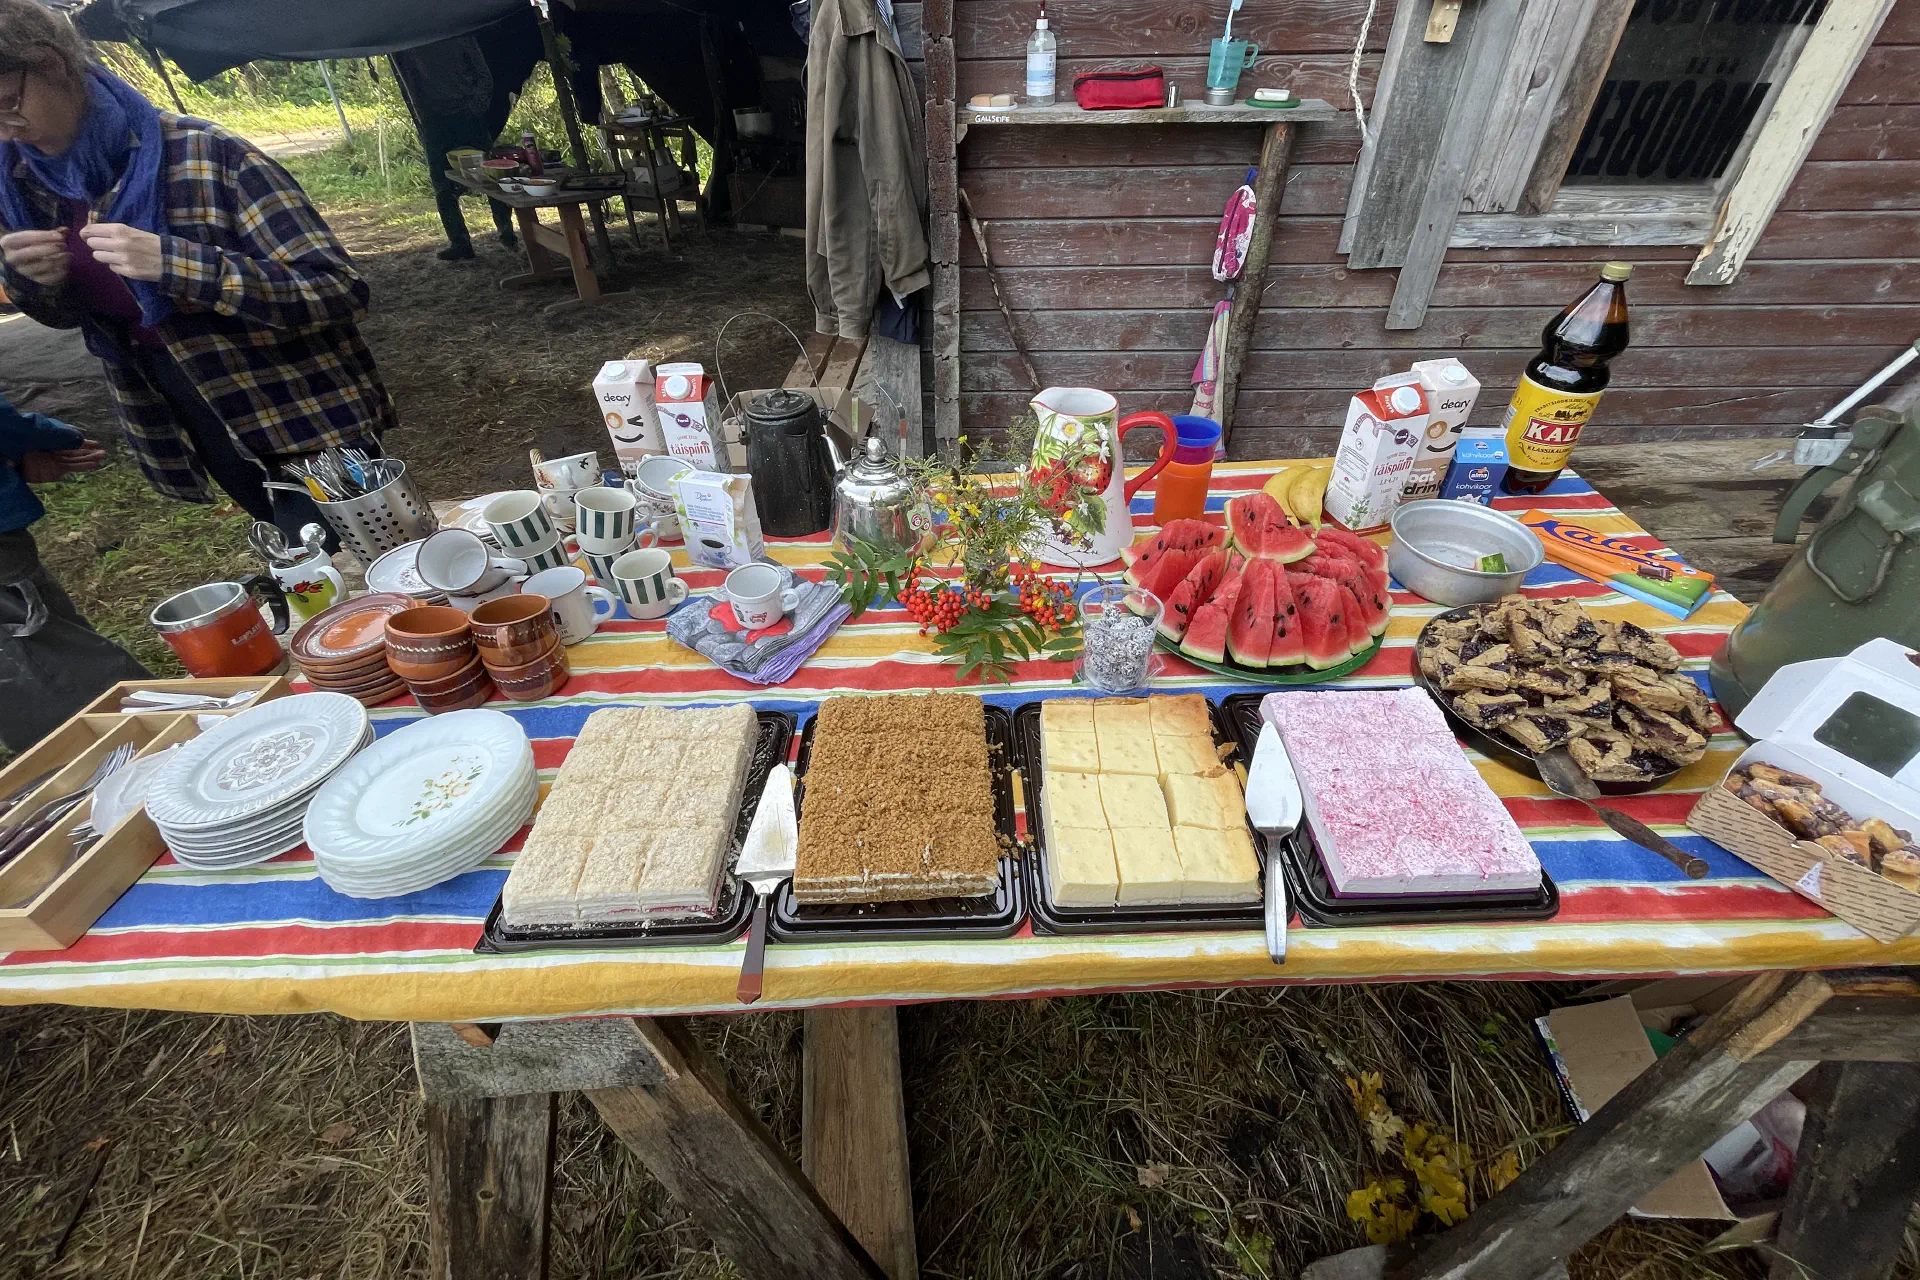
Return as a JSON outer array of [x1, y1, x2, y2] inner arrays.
[[1401, 358, 1482, 503], [593, 360, 663, 477], [671, 469, 765, 569], [1323, 373, 1430, 531], [655, 362, 730, 473], [1439, 432, 1509, 505]]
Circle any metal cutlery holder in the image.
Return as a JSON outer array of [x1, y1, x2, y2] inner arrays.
[[314, 459, 438, 565]]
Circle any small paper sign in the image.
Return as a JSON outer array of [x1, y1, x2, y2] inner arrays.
[[1795, 861, 1825, 899]]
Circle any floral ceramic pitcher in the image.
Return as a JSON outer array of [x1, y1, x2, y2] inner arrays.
[[1029, 387, 1176, 566]]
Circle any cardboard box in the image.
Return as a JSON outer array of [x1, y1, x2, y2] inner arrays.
[[1538, 978, 1752, 1221], [0, 713, 202, 951], [1686, 638, 1920, 943], [593, 359, 664, 475], [671, 470, 766, 570], [718, 386, 863, 473]]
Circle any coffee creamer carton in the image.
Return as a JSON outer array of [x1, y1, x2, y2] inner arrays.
[[1401, 358, 1482, 503], [1439, 432, 1509, 505], [1324, 373, 1430, 532], [655, 362, 730, 473], [593, 359, 663, 476], [671, 469, 764, 570]]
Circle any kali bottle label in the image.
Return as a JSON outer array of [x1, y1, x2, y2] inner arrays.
[[1502, 375, 1604, 474]]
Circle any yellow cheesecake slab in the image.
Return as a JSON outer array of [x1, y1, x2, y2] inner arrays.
[[1043, 770, 1108, 830], [1115, 825, 1185, 904], [1098, 772, 1171, 831], [1162, 771, 1245, 830], [1173, 825, 1261, 903]]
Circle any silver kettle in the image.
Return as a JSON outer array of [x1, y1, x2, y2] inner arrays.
[[829, 436, 922, 558]]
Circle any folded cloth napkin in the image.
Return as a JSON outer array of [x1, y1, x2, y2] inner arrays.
[[665, 563, 849, 684]]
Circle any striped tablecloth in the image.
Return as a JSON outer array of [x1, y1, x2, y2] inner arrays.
[[3, 463, 1912, 1023]]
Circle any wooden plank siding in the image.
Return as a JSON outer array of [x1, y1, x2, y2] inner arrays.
[[948, 0, 1920, 451]]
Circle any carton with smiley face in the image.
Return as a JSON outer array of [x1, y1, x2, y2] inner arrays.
[[594, 360, 665, 476]]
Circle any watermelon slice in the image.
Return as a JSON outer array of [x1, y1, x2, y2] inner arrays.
[[1123, 518, 1224, 575], [1180, 555, 1246, 665], [1157, 547, 1230, 643], [1125, 546, 1201, 602], [1224, 493, 1314, 564], [1267, 565, 1306, 667], [1297, 552, 1391, 637], [1337, 583, 1374, 655], [1228, 558, 1278, 668], [1290, 574, 1353, 670], [1315, 525, 1388, 574]]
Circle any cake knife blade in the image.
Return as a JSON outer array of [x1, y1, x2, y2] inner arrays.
[[1244, 721, 1299, 965], [735, 764, 797, 1004]]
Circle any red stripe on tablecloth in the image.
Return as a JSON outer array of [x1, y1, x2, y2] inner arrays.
[[0, 919, 492, 965]]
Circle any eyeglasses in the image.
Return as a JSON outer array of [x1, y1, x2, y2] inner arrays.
[[0, 73, 27, 129]]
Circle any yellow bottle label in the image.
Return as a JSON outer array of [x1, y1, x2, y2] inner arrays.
[[1502, 375, 1603, 473]]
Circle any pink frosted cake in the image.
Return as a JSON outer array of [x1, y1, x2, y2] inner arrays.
[[1260, 688, 1541, 895]]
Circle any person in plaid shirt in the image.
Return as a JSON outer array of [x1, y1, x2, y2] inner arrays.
[[0, 0, 394, 545]]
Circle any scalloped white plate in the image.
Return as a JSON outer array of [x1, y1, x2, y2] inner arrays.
[[147, 693, 370, 831]]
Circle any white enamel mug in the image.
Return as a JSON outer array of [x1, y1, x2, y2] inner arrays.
[[719, 562, 800, 630], [417, 527, 529, 595], [629, 453, 691, 541], [610, 547, 689, 620], [523, 565, 617, 644], [532, 449, 600, 491]]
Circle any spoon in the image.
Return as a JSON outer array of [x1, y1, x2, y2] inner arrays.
[[247, 520, 292, 565], [299, 522, 329, 559], [1535, 746, 1708, 878], [1223, 0, 1244, 43]]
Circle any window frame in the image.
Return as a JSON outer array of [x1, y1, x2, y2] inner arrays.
[[1339, 0, 1897, 326]]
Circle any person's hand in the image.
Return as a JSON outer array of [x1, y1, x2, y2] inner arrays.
[[0, 229, 70, 287], [20, 441, 107, 483], [78, 223, 164, 282]]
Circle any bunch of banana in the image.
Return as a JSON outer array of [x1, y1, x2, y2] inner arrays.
[[1263, 463, 1330, 529]]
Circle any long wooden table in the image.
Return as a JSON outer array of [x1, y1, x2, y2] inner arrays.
[[445, 171, 630, 317], [3, 461, 1913, 1277]]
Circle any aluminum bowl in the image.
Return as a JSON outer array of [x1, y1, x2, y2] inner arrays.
[[1387, 500, 1544, 606]]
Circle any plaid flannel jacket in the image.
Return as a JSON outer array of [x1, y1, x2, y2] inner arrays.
[[0, 113, 395, 503]]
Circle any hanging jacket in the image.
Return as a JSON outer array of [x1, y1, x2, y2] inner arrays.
[[804, 0, 931, 340]]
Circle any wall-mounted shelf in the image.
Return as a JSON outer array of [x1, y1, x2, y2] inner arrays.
[[957, 98, 1339, 140]]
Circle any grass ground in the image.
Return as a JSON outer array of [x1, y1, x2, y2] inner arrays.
[[3, 95, 1914, 1280]]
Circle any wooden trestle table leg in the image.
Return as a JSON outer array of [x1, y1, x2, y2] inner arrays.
[[586, 1017, 887, 1280], [426, 1091, 556, 1280], [1767, 1060, 1920, 1280], [804, 1006, 919, 1278]]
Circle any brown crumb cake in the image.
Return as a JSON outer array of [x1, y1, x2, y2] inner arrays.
[[793, 692, 1002, 903]]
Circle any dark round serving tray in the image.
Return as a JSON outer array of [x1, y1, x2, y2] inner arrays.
[[1411, 606, 1678, 797]]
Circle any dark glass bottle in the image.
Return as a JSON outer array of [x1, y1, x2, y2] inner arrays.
[[1500, 262, 1632, 495]]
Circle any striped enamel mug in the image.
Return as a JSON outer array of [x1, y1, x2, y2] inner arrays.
[[483, 490, 557, 552], [575, 486, 639, 552], [610, 547, 689, 620], [519, 533, 581, 574]]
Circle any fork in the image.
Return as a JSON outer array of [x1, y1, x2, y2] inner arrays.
[[0, 744, 137, 866]]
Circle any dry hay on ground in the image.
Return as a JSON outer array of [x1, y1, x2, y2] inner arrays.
[[4, 983, 1873, 1280]]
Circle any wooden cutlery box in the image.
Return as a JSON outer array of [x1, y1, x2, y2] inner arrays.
[[0, 713, 204, 952]]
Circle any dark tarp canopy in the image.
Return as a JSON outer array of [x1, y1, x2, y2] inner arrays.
[[64, 0, 526, 80]]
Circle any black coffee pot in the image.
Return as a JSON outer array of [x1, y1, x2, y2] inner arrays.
[[742, 389, 840, 537]]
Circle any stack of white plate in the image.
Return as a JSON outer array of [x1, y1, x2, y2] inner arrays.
[[146, 692, 373, 869], [304, 708, 538, 899]]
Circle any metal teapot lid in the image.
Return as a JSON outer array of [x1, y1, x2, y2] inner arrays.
[[838, 435, 913, 505], [746, 388, 820, 434]]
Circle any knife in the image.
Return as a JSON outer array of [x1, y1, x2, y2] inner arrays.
[[734, 765, 797, 1004], [1245, 721, 1301, 965], [1535, 746, 1708, 878]]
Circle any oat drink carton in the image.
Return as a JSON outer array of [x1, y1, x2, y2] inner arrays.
[[594, 360, 664, 477], [1324, 372, 1430, 531], [1401, 358, 1482, 503], [655, 362, 730, 473]]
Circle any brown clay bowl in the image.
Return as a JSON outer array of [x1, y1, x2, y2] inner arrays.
[[491, 637, 570, 702], [403, 650, 486, 698], [472, 594, 557, 669], [414, 671, 494, 715], [384, 606, 476, 681]]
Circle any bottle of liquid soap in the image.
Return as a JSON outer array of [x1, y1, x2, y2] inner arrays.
[[1026, 3, 1057, 106]]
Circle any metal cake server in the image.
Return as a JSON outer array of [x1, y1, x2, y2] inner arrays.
[[734, 765, 797, 1004], [1244, 721, 1302, 965], [1535, 746, 1708, 878]]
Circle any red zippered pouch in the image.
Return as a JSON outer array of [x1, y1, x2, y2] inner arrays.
[[1072, 66, 1165, 110]]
